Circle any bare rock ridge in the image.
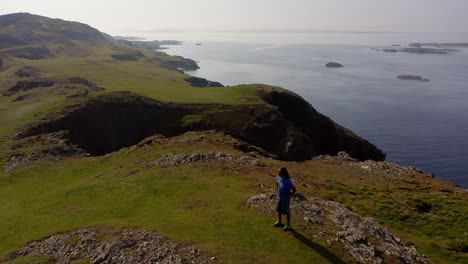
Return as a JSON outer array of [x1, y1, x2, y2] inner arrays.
[[18, 91, 384, 161], [247, 193, 429, 264], [5, 228, 211, 263]]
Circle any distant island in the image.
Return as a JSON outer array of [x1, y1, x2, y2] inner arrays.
[[325, 62, 344, 68], [410, 42, 468, 48], [375, 44, 461, 55], [397, 75, 430, 82]]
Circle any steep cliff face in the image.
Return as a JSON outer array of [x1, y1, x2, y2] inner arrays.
[[258, 90, 385, 161], [18, 91, 384, 161]]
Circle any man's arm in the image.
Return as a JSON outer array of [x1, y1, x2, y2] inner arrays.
[[290, 184, 297, 197]]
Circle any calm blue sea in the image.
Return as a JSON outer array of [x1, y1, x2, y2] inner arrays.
[[165, 42, 468, 188]]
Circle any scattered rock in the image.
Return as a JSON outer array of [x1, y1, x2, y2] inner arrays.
[[316, 151, 431, 179], [325, 62, 344, 68], [150, 152, 266, 168], [5, 131, 86, 172], [5, 228, 211, 264], [247, 193, 429, 264]]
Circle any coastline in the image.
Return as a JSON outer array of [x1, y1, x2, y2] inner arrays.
[[167, 42, 468, 189]]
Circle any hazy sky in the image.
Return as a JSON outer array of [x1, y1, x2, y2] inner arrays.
[[2, 0, 468, 44]]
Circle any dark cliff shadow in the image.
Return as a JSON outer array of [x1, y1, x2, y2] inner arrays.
[[291, 230, 347, 264]]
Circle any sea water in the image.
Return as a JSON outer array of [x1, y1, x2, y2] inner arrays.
[[164, 42, 468, 188]]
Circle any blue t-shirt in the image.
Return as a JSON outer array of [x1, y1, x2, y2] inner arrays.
[[277, 176, 293, 201]]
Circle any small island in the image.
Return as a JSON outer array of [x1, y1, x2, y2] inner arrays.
[[325, 62, 344, 68], [397, 75, 430, 82]]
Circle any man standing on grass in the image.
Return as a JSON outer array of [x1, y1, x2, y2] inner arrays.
[[273, 167, 296, 231]]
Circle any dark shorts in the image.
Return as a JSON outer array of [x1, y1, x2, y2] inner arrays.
[[276, 200, 291, 215]]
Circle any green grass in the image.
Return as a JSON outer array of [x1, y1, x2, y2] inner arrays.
[[0, 144, 336, 263]]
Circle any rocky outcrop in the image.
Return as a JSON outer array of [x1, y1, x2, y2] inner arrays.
[[160, 58, 200, 71], [5, 228, 211, 264], [397, 75, 430, 82], [247, 193, 429, 264], [325, 62, 344, 68], [184, 76, 224, 87], [5, 131, 86, 172], [3, 78, 55, 96], [150, 152, 266, 168]]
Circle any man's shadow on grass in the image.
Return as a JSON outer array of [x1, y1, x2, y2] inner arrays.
[[291, 230, 346, 264]]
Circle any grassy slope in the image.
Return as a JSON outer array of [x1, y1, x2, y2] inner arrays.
[[0, 134, 338, 264], [0, 133, 466, 263]]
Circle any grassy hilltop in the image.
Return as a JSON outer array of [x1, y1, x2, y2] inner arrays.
[[0, 13, 466, 264]]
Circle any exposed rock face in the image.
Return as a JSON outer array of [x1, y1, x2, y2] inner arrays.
[[150, 152, 266, 168], [15, 66, 40, 78], [325, 62, 344, 68], [17, 92, 196, 156], [17, 91, 384, 161], [259, 90, 385, 161], [5, 228, 211, 264], [247, 193, 429, 264], [397, 75, 430, 82], [5, 131, 86, 173], [184, 76, 224, 87], [160, 58, 200, 71], [3, 78, 55, 96]]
